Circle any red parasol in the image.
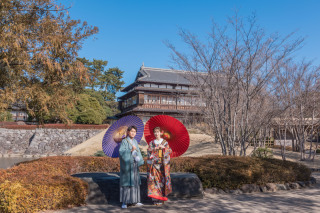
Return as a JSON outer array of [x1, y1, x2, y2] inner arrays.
[[144, 115, 190, 157]]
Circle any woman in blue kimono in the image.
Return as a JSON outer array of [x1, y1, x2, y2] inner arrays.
[[119, 125, 144, 209]]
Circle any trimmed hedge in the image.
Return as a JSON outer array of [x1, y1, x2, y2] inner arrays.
[[0, 156, 312, 212], [170, 156, 311, 189], [0, 123, 109, 130]]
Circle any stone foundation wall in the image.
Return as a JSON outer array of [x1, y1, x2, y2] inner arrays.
[[0, 128, 103, 156]]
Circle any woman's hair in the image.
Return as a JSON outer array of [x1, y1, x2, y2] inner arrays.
[[127, 125, 137, 132], [153, 127, 161, 132]]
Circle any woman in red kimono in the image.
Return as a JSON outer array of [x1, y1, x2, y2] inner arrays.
[[147, 127, 172, 205]]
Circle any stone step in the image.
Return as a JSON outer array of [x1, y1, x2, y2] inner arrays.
[[72, 172, 203, 205]]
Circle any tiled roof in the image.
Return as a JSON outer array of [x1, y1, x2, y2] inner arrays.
[[136, 66, 192, 85]]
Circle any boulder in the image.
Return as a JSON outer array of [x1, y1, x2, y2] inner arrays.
[[170, 173, 204, 199], [284, 183, 291, 190], [304, 180, 312, 187], [276, 184, 286, 191], [204, 187, 218, 194], [266, 183, 277, 192], [260, 186, 268, 193], [240, 184, 260, 193], [297, 181, 306, 187], [310, 177, 317, 184], [218, 189, 227, 194], [289, 182, 300, 189], [72, 172, 203, 205], [229, 189, 242, 195]]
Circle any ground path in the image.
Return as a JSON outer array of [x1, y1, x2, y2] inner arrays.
[[49, 172, 320, 213]]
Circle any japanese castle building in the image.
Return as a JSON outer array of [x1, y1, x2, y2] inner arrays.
[[116, 65, 203, 122]]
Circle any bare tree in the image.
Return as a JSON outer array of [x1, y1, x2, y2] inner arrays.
[[268, 60, 320, 160], [166, 13, 304, 156]]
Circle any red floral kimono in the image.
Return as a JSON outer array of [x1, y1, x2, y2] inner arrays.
[[147, 139, 172, 201]]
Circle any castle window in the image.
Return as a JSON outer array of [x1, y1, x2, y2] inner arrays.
[[177, 97, 185, 105], [151, 84, 158, 88], [167, 96, 176, 105], [182, 86, 189, 90], [151, 95, 160, 104], [144, 95, 149, 103], [161, 96, 168, 104], [185, 97, 192, 105]]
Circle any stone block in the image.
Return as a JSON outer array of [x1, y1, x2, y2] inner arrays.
[[284, 183, 291, 190], [240, 184, 259, 193], [204, 187, 218, 194], [297, 181, 306, 187], [289, 183, 300, 189], [229, 189, 242, 194], [304, 181, 311, 187], [276, 184, 286, 190], [260, 186, 268, 192], [310, 177, 317, 184], [170, 173, 203, 199], [266, 183, 277, 192], [218, 189, 227, 194], [72, 172, 203, 205]]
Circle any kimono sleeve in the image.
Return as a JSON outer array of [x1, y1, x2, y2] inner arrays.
[[163, 140, 172, 165], [119, 139, 132, 174], [147, 141, 155, 165], [133, 139, 145, 167]]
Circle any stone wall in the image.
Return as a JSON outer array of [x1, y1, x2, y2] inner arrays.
[[0, 128, 103, 157]]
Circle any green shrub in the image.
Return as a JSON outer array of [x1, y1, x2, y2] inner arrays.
[[93, 150, 106, 157], [0, 111, 13, 122], [251, 147, 273, 158], [170, 156, 311, 189], [68, 94, 106, 124], [0, 156, 311, 212]]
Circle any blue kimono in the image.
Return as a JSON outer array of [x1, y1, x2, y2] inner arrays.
[[119, 137, 144, 204]]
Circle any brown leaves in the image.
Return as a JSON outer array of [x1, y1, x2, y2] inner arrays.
[[0, 0, 98, 123]]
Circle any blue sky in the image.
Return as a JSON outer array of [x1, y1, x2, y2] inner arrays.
[[61, 0, 320, 91]]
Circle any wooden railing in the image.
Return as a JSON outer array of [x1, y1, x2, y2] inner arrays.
[[141, 104, 199, 111]]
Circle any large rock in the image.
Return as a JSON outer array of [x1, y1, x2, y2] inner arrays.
[[72, 172, 203, 205], [240, 184, 260, 193], [266, 183, 277, 192]]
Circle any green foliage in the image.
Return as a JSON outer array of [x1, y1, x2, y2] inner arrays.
[[68, 94, 106, 124], [0, 111, 13, 122], [82, 89, 119, 118], [94, 151, 106, 157], [100, 67, 124, 101], [251, 147, 273, 158], [77, 58, 124, 101]]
